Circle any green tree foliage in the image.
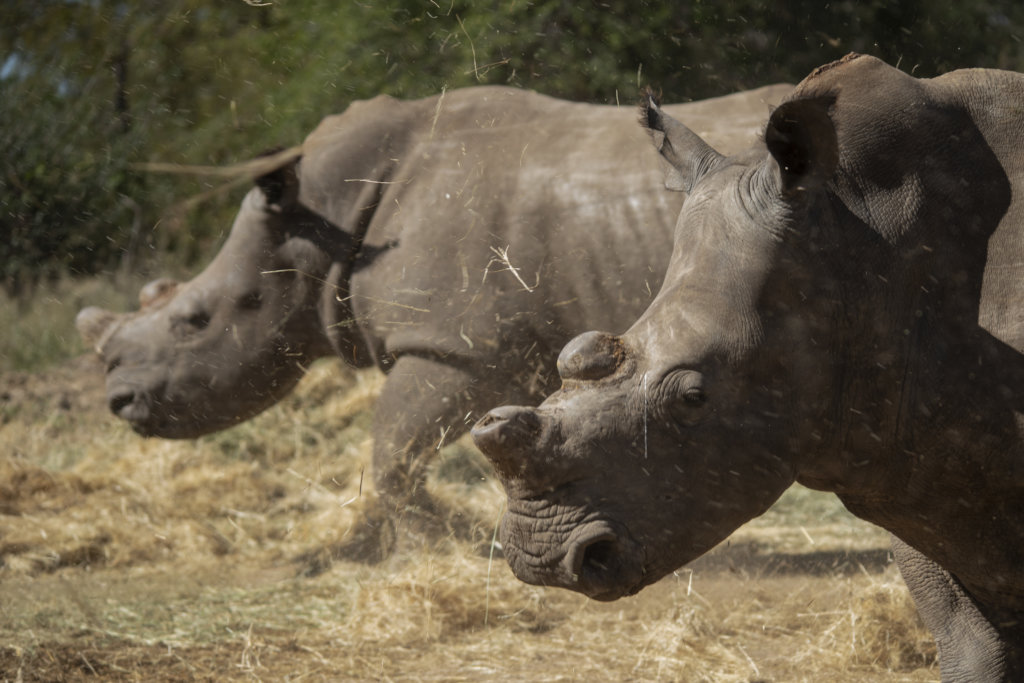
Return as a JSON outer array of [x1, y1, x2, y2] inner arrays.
[[3, 0, 1024, 293], [0, 1, 265, 292]]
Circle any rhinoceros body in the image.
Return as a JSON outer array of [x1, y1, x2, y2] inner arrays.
[[77, 85, 790, 520], [473, 55, 1024, 679]]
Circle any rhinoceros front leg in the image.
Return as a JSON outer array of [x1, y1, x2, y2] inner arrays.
[[371, 353, 509, 518], [892, 535, 1024, 681], [297, 353, 530, 573]]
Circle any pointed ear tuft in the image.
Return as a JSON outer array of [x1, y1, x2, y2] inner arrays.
[[638, 87, 663, 133], [639, 90, 723, 193], [765, 96, 838, 192]]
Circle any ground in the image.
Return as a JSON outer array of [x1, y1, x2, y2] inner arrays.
[[0, 356, 938, 682]]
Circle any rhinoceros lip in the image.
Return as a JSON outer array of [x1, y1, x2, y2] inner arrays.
[[120, 404, 170, 438], [126, 410, 210, 439]]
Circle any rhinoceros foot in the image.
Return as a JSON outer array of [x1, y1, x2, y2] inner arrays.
[[293, 493, 494, 577]]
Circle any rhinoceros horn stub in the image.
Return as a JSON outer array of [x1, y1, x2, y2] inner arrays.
[[471, 405, 544, 480], [75, 306, 120, 351], [556, 330, 625, 381], [138, 277, 179, 308]]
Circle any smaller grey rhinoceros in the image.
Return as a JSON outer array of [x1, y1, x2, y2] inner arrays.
[[77, 84, 790, 542], [472, 54, 1024, 680]]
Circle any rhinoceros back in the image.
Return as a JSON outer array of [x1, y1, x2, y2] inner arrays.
[[292, 85, 791, 368]]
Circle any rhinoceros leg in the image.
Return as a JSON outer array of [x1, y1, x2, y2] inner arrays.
[[371, 353, 522, 517], [892, 535, 1024, 681], [297, 352, 538, 573]]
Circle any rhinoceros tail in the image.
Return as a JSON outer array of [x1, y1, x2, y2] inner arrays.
[[130, 144, 302, 181]]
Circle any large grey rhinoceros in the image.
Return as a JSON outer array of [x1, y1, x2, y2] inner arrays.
[[472, 54, 1024, 680], [76, 85, 791, 527]]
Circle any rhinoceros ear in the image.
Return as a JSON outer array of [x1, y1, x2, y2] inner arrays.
[[764, 96, 838, 193], [254, 157, 300, 210], [641, 91, 724, 193]]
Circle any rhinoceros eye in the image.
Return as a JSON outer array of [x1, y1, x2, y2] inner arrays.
[[238, 291, 262, 310], [660, 370, 709, 424], [186, 311, 211, 330], [683, 387, 707, 406], [172, 310, 211, 336]]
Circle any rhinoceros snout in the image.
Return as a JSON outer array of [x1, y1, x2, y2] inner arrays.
[[556, 331, 625, 381], [471, 405, 542, 477]]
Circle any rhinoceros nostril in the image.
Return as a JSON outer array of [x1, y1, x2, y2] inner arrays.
[[109, 389, 153, 427], [580, 538, 617, 576], [109, 390, 136, 416], [557, 331, 625, 381], [567, 531, 632, 600]]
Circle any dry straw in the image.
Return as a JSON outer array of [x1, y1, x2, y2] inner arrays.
[[1, 357, 936, 680]]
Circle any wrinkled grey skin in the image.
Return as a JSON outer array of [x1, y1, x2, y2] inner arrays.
[[472, 55, 1024, 681], [77, 85, 790, 518]]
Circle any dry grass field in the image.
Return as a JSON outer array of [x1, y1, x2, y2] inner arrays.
[[1, 316, 939, 681]]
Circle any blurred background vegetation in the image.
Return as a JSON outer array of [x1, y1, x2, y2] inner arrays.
[[3, 0, 1024, 368]]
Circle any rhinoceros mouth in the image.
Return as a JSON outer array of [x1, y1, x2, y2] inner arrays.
[[116, 401, 179, 438], [123, 408, 221, 439], [501, 515, 646, 602], [107, 383, 212, 439]]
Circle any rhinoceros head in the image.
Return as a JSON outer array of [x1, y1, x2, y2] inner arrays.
[[77, 161, 340, 438], [473, 94, 844, 600]]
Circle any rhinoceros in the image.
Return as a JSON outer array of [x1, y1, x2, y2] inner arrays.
[[76, 84, 791, 531], [472, 54, 1024, 679]]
